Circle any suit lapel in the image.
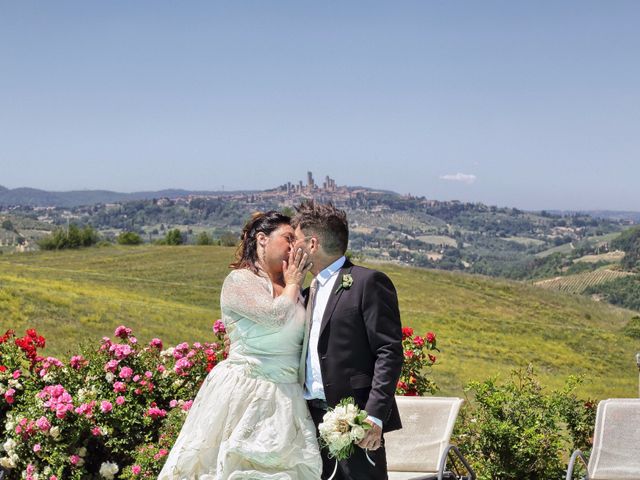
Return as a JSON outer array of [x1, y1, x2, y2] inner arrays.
[[319, 259, 354, 336]]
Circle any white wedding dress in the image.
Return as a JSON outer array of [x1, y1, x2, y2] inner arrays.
[[158, 268, 322, 480]]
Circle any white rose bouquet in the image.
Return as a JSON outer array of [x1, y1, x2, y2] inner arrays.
[[318, 397, 374, 478]]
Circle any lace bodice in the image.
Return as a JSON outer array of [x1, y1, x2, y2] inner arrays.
[[220, 268, 305, 383]]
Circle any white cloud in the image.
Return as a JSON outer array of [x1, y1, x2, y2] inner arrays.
[[439, 173, 477, 185]]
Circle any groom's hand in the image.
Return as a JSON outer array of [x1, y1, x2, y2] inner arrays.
[[357, 419, 382, 451]]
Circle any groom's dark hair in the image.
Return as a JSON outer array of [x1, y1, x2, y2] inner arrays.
[[292, 201, 348, 256]]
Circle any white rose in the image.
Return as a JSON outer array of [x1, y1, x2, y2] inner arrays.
[[8, 379, 21, 389], [160, 347, 175, 358], [99, 461, 119, 479], [334, 406, 347, 417], [42, 374, 53, 383], [50, 426, 61, 439], [105, 372, 115, 383], [78, 447, 87, 457], [0, 456, 16, 468], [350, 425, 365, 442], [0, 384, 6, 395], [4, 420, 15, 433], [2, 438, 16, 453]]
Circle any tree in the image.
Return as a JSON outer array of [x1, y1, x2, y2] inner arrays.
[[117, 231, 143, 245], [195, 232, 214, 246], [37, 224, 99, 250], [165, 228, 184, 245], [1, 219, 15, 232]]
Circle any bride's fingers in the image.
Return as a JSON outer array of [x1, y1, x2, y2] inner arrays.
[[298, 252, 308, 270]]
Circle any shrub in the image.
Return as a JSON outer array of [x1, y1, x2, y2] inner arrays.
[[455, 366, 596, 480], [116, 232, 143, 245], [37, 225, 99, 250], [395, 327, 438, 396], [164, 229, 183, 246], [195, 232, 214, 246], [623, 315, 640, 339], [0, 325, 226, 479]]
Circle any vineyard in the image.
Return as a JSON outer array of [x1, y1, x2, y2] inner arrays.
[[533, 268, 635, 294]]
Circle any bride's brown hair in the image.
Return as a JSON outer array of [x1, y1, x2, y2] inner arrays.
[[230, 211, 291, 273]]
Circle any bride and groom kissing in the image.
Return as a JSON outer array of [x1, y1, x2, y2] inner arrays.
[[159, 201, 403, 480]]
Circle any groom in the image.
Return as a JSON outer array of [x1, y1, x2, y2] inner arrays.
[[292, 201, 403, 480]]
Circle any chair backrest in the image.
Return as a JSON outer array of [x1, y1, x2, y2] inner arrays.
[[589, 398, 640, 480], [386, 396, 463, 472]]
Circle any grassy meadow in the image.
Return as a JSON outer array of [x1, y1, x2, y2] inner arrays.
[[1, 244, 638, 399]]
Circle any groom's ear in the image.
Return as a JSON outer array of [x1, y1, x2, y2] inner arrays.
[[309, 236, 320, 253]]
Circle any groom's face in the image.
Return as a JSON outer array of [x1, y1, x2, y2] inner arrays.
[[293, 226, 315, 267]]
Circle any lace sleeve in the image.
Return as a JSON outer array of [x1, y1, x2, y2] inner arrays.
[[220, 269, 297, 328]]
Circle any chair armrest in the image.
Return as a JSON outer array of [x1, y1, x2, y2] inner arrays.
[[566, 449, 589, 480], [438, 444, 476, 480]]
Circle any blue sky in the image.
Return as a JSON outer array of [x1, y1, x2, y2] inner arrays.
[[1, 1, 639, 211]]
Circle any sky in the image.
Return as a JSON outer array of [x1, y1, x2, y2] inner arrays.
[[1, 1, 639, 211]]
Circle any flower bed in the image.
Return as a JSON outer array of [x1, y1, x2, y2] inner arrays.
[[0, 325, 226, 479], [1, 322, 436, 479]]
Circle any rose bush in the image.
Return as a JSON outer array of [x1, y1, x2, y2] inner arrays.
[[0, 324, 226, 480], [395, 326, 439, 396], [1, 320, 434, 479]]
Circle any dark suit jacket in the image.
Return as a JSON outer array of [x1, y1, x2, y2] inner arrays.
[[305, 259, 403, 433]]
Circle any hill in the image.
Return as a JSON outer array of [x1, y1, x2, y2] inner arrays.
[[1, 245, 638, 399], [533, 268, 634, 294], [0, 186, 246, 207]]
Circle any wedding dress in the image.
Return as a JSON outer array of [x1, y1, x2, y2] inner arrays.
[[158, 268, 322, 479]]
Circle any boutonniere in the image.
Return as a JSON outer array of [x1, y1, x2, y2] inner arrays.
[[335, 273, 353, 294]]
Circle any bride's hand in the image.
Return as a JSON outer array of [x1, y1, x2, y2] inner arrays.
[[283, 248, 311, 287]]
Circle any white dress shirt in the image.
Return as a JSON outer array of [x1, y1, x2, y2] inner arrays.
[[304, 256, 345, 400]]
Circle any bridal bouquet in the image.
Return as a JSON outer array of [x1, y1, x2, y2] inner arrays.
[[318, 397, 372, 461]]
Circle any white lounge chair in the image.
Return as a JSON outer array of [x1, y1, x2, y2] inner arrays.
[[566, 398, 640, 480], [386, 396, 476, 480]]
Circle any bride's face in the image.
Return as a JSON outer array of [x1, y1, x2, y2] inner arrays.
[[262, 224, 295, 272]]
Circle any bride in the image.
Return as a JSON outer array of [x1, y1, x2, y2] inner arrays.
[[158, 211, 321, 479]]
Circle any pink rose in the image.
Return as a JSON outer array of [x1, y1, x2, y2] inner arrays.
[[4, 388, 16, 404], [105, 359, 119, 372], [116, 396, 125, 406], [132, 465, 142, 474], [213, 319, 226, 334], [114, 325, 132, 338], [36, 416, 51, 432], [100, 400, 113, 413]]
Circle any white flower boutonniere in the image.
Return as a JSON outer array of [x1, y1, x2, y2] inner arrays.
[[335, 273, 353, 294]]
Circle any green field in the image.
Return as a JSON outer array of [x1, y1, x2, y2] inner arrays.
[[1, 245, 638, 399]]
